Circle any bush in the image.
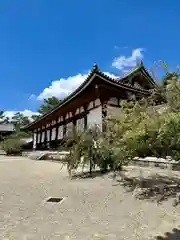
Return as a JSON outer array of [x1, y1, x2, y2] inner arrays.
[[157, 112, 180, 160], [1, 138, 23, 155], [105, 100, 167, 165], [64, 64, 180, 175]]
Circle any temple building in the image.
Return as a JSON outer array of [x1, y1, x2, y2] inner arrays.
[[24, 63, 157, 150], [0, 123, 15, 139]]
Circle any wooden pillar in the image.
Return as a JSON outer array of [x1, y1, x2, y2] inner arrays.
[[44, 125, 47, 149], [84, 115, 87, 130], [39, 126, 42, 149], [36, 131, 38, 148], [49, 125, 52, 143], [102, 102, 107, 132], [32, 130, 34, 149]]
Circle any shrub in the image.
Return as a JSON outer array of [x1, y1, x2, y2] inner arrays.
[[1, 137, 23, 155], [157, 112, 180, 160], [105, 100, 167, 165], [64, 63, 180, 175]]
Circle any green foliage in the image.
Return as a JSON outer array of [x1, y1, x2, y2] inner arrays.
[[38, 96, 62, 114], [162, 72, 179, 88], [157, 112, 180, 159], [0, 111, 9, 123], [105, 67, 180, 162], [12, 129, 31, 138], [1, 137, 23, 155], [65, 61, 180, 175], [147, 88, 167, 106], [64, 128, 98, 176], [166, 75, 180, 112], [0, 111, 4, 119], [106, 101, 154, 163], [31, 114, 41, 121], [12, 112, 30, 128]]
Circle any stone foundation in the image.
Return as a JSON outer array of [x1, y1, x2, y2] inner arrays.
[[131, 157, 180, 171]]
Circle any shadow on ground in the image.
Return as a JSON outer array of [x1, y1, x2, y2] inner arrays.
[[114, 172, 180, 203], [156, 228, 180, 239], [71, 169, 111, 179]]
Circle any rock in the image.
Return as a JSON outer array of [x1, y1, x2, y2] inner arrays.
[[173, 193, 180, 207]]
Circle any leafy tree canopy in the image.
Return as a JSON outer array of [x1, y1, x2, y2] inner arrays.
[[11, 112, 31, 130], [38, 96, 62, 114]]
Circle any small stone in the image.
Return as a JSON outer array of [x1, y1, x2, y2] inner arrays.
[[94, 233, 105, 238], [64, 235, 70, 240]]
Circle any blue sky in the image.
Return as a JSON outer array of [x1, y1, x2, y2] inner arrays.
[[0, 0, 179, 117]]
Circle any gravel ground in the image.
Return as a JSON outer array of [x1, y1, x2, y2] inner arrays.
[[0, 156, 180, 240]]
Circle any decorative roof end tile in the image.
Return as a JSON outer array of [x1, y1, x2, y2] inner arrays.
[[92, 63, 98, 71]]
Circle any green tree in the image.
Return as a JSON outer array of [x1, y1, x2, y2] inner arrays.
[[3, 116, 10, 123], [38, 96, 62, 114], [165, 72, 180, 112], [0, 111, 4, 120], [12, 112, 30, 129], [147, 60, 179, 106], [64, 60, 180, 177], [147, 87, 167, 106], [31, 114, 41, 121], [0, 112, 10, 123], [1, 137, 23, 155], [64, 127, 102, 177], [162, 72, 179, 88]]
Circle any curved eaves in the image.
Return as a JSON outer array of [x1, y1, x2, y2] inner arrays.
[[23, 65, 150, 130]]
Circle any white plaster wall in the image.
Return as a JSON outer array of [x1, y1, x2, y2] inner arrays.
[[94, 98, 101, 107], [47, 130, 50, 141], [134, 81, 141, 88], [76, 118, 84, 132], [51, 127, 56, 141], [41, 131, 45, 143], [79, 106, 84, 113], [87, 101, 94, 110], [37, 132, 41, 143], [75, 108, 80, 115], [87, 106, 102, 130], [107, 105, 121, 118], [33, 133, 37, 149], [66, 122, 73, 137], [107, 97, 118, 105], [58, 125, 63, 139]]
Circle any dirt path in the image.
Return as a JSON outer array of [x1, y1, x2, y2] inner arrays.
[[0, 157, 179, 239]]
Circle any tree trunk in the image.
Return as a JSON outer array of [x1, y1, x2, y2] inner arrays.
[[89, 148, 93, 175]]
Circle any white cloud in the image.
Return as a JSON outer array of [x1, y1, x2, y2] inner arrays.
[[2, 71, 117, 122], [37, 73, 89, 100], [4, 110, 39, 120], [28, 94, 36, 100], [37, 71, 117, 101], [103, 72, 117, 78], [112, 48, 144, 72]]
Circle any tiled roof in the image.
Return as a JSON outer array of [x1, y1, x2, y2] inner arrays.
[[24, 63, 156, 129], [120, 62, 158, 88], [0, 123, 15, 132], [93, 64, 151, 93]]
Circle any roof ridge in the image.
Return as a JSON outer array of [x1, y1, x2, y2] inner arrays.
[[96, 67, 150, 93], [122, 64, 143, 78], [24, 64, 150, 129]]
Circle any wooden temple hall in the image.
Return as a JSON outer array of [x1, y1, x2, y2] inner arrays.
[[24, 63, 157, 150]]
